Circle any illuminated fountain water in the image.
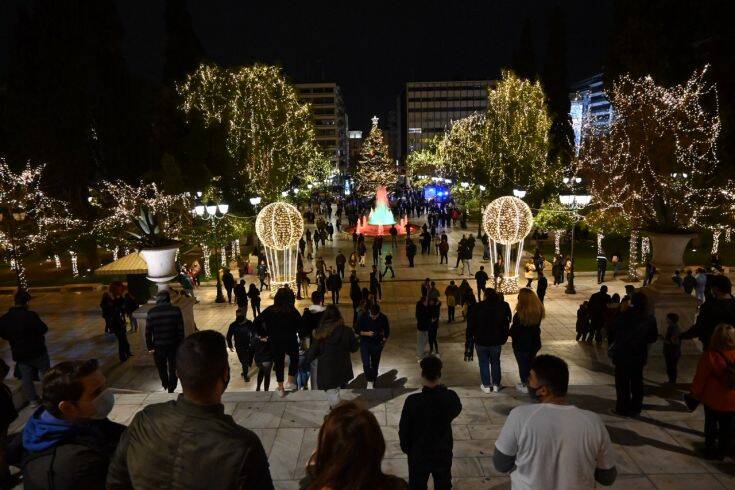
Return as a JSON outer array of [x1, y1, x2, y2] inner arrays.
[[351, 186, 417, 236]]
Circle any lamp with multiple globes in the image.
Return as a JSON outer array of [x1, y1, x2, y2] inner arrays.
[[558, 179, 592, 294]]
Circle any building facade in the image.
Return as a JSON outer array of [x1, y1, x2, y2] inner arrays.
[[294, 82, 348, 169], [348, 130, 363, 166], [403, 80, 495, 156], [569, 73, 613, 152]]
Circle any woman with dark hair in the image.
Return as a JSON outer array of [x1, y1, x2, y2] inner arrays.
[[300, 401, 408, 490], [305, 306, 359, 407], [254, 287, 301, 397], [247, 283, 261, 318]]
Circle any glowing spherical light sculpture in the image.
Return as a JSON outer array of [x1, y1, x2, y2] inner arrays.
[[255, 202, 304, 251], [482, 196, 534, 245]]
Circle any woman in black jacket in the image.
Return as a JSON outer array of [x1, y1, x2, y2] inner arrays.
[[305, 306, 359, 407], [509, 288, 544, 393], [247, 284, 261, 318], [254, 288, 302, 397]]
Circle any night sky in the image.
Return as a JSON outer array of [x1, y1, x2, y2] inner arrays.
[[0, 0, 614, 132]]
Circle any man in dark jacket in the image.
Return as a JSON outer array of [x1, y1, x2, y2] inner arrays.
[[682, 269, 697, 296], [680, 274, 735, 349], [227, 310, 254, 381], [0, 290, 50, 406], [14, 359, 124, 490], [475, 266, 489, 301], [335, 250, 347, 279], [611, 293, 658, 417], [234, 279, 248, 311], [597, 252, 608, 284], [222, 269, 236, 303], [588, 285, 611, 343], [406, 238, 417, 267], [466, 289, 510, 393], [145, 291, 185, 393], [326, 270, 342, 305], [416, 296, 433, 360], [400, 356, 462, 490], [536, 271, 548, 303], [107, 331, 274, 489], [370, 266, 382, 301], [356, 303, 390, 389]]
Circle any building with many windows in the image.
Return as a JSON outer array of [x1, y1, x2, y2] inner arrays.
[[569, 73, 613, 152], [348, 130, 363, 166], [402, 80, 495, 156], [294, 82, 348, 169]]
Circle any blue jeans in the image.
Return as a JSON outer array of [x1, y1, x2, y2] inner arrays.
[[513, 349, 539, 385], [17, 354, 50, 403], [476, 345, 502, 387], [360, 341, 383, 382]]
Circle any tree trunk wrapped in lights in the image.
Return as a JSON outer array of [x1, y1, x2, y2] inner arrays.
[[629, 231, 640, 281], [534, 200, 577, 256], [712, 230, 721, 255]]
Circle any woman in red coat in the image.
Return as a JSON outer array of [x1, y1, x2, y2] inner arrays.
[[691, 323, 735, 460]]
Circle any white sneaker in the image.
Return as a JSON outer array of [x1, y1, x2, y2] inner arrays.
[[435, 352, 441, 359], [284, 382, 298, 391], [492, 385, 500, 393], [515, 383, 528, 393], [367, 381, 374, 390], [481, 385, 492, 394]]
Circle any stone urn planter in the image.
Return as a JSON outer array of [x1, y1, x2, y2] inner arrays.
[[642, 232, 698, 334], [139, 242, 181, 295]]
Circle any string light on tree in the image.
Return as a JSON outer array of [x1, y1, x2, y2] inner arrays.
[[255, 202, 304, 291], [641, 236, 651, 261], [354, 116, 397, 196], [482, 196, 534, 294], [53, 254, 61, 269], [712, 230, 721, 254], [629, 231, 640, 280], [201, 244, 211, 278], [70, 250, 78, 277]]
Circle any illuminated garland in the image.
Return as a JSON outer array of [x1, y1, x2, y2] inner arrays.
[[355, 116, 397, 196], [712, 230, 721, 254], [629, 231, 640, 280], [179, 64, 331, 199]]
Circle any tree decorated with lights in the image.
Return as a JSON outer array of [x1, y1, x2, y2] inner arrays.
[[90, 180, 192, 250], [438, 113, 486, 182], [355, 116, 397, 196], [178, 63, 330, 200], [0, 160, 78, 290], [483, 70, 558, 200], [534, 200, 577, 254], [406, 137, 443, 179], [579, 66, 730, 233]]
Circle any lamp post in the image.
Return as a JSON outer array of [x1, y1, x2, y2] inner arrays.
[[512, 188, 527, 199], [0, 207, 28, 291], [559, 185, 591, 295]]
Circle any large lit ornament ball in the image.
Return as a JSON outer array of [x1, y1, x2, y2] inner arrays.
[[482, 196, 534, 245], [255, 202, 304, 250]]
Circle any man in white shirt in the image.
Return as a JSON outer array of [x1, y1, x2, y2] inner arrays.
[[493, 355, 617, 489]]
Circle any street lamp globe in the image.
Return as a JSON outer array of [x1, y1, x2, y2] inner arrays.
[[194, 204, 205, 217], [512, 188, 527, 199]]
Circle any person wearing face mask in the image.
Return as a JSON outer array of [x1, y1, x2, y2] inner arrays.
[[107, 330, 274, 489], [493, 355, 617, 489], [14, 359, 124, 489]]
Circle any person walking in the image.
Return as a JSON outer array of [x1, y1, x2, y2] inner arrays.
[[254, 288, 301, 398], [438, 238, 449, 265], [107, 282, 132, 362], [356, 303, 390, 389], [247, 283, 261, 318], [415, 295, 433, 360], [0, 290, 50, 406], [588, 285, 611, 344], [610, 292, 658, 417], [597, 252, 608, 284], [510, 288, 544, 393], [475, 266, 489, 301], [145, 291, 185, 392], [445, 280, 458, 323], [406, 238, 417, 267], [466, 289, 510, 393], [222, 268, 236, 303], [299, 402, 408, 489], [252, 329, 274, 392], [682, 269, 697, 296], [399, 356, 462, 490], [227, 309, 255, 382], [427, 297, 441, 356], [382, 251, 395, 279], [326, 270, 342, 305], [680, 274, 735, 349], [689, 323, 735, 460], [661, 312, 682, 384], [335, 250, 347, 279], [234, 279, 248, 312], [493, 355, 617, 488], [257, 260, 269, 291], [372, 239, 381, 266], [304, 306, 359, 407], [536, 271, 548, 303], [107, 331, 274, 489], [370, 266, 382, 301], [358, 240, 367, 267], [389, 224, 398, 248], [552, 254, 563, 286]]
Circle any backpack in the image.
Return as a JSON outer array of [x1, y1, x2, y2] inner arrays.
[[715, 351, 735, 389]]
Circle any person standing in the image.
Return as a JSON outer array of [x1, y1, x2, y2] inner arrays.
[[399, 356, 462, 490], [438, 238, 449, 264], [552, 254, 563, 286], [588, 285, 611, 344], [597, 252, 608, 284], [689, 323, 735, 460], [358, 240, 367, 267], [222, 268, 236, 303], [406, 238, 417, 267], [415, 295, 432, 360], [493, 355, 617, 488], [510, 288, 544, 393], [234, 279, 248, 312], [466, 289, 510, 393], [475, 266, 489, 301], [0, 290, 50, 406], [372, 239, 381, 266], [257, 260, 269, 291], [382, 251, 395, 279], [305, 306, 359, 407], [661, 312, 682, 384], [682, 269, 697, 296], [326, 270, 342, 305], [536, 271, 548, 303], [611, 292, 658, 417], [389, 224, 398, 248], [227, 310, 255, 382], [107, 331, 274, 489], [370, 266, 382, 301], [18, 359, 125, 489], [335, 250, 346, 280], [680, 274, 735, 349], [427, 297, 441, 357], [445, 280, 458, 323], [356, 303, 390, 389], [145, 291, 186, 393], [108, 282, 132, 362], [248, 283, 261, 318]]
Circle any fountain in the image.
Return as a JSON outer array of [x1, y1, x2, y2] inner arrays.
[[347, 186, 418, 237]]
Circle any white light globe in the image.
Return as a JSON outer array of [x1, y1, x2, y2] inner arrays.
[[255, 202, 304, 250], [482, 196, 534, 245]]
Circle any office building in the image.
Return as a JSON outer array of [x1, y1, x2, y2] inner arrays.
[[569, 73, 613, 151], [348, 130, 363, 166], [403, 80, 495, 156], [294, 82, 348, 169]]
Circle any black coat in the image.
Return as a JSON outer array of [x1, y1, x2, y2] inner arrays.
[[0, 306, 48, 362], [227, 319, 253, 352], [611, 308, 658, 366], [466, 299, 510, 348], [415, 301, 432, 332], [145, 298, 185, 351], [680, 297, 735, 347], [234, 284, 248, 307], [305, 324, 359, 390], [399, 385, 462, 463], [254, 305, 301, 350], [510, 314, 541, 353]]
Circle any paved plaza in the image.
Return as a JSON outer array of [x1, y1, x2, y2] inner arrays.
[[2, 222, 734, 489]]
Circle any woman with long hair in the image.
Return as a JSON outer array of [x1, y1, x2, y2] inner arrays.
[[510, 288, 545, 393], [690, 323, 735, 460], [305, 306, 359, 407], [300, 402, 408, 490]]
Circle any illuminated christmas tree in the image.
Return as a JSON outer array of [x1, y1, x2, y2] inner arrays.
[[355, 116, 397, 196]]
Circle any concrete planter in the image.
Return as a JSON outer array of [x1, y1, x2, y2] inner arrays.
[[648, 232, 696, 273], [139, 243, 180, 294]]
